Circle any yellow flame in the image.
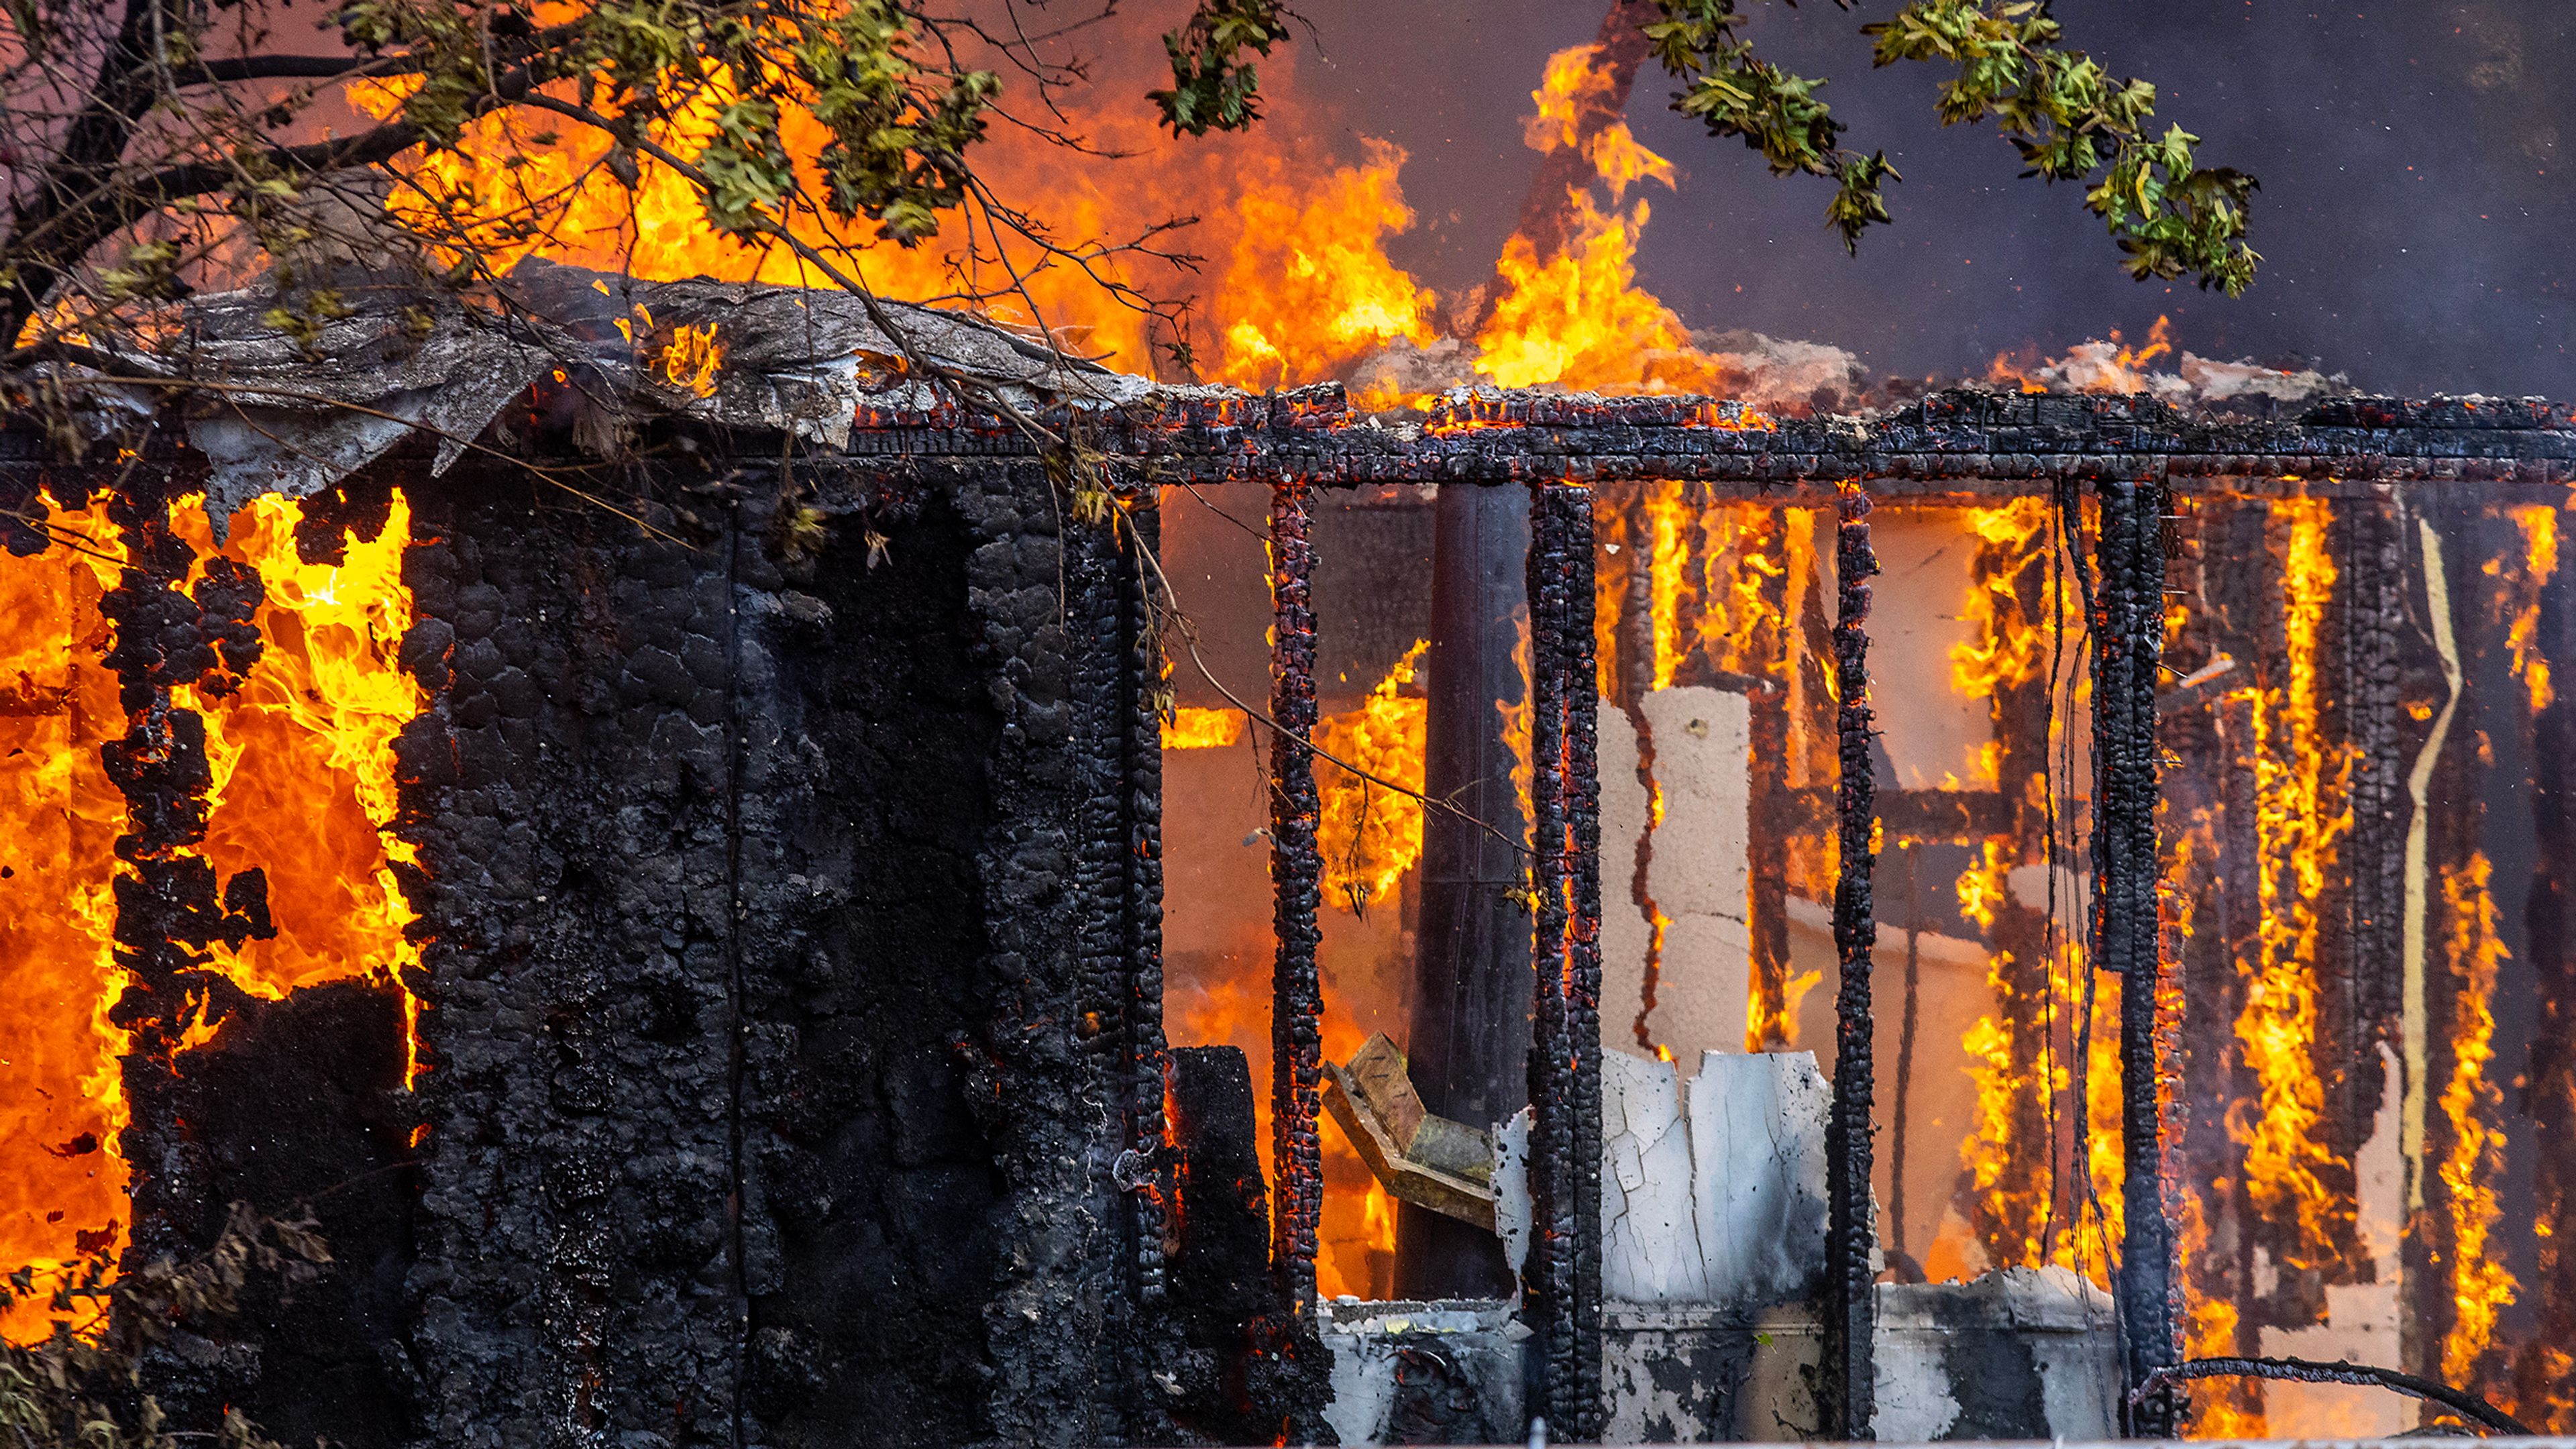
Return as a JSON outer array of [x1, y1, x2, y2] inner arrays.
[[2437, 851, 2518, 1385], [658, 322, 725, 396], [2509, 505, 2561, 711], [1161, 707, 1245, 750], [2234, 498, 2353, 1273], [1315, 641, 1430, 914], [172, 494, 428, 1086]]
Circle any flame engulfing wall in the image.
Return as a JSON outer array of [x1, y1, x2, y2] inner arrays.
[[0, 488, 419, 1347]]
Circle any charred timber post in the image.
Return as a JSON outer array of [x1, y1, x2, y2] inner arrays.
[[1123, 502, 1171, 1308], [2094, 476, 2180, 1435], [1821, 481, 1880, 1441], [1401, 483, 1533, 1298], [1525, 479, 1573, 1434], [1563, 486, 1605, 1442], [1521, 480, 1605, 1439], [1267, 480, 1326, 1321]]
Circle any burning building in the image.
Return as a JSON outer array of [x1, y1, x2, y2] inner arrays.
[[0, 247, 2570, 1447]]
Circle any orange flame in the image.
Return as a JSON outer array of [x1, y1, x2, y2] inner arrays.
[[0, 492, 421, 1344], [2437, 851, 2518, 1386], [2234, 498, 2353, 1276], [0, 507, 130, 1344], [1521, 45, 1676, 203], [1161, 706, 1246, 750], [170, 495, 428, 1082], [1216, 142, 1438, 398], [1314, 641, 1430, 914], [2507, 505, 2561, 711], [658, 322, 726, 397]]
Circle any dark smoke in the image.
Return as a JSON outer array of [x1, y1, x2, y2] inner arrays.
[[1287, 0, 2576, 399]]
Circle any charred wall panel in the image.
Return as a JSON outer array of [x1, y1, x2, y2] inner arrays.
[[399, 462, 747, 1448], [731, 491, 1008, 1449]]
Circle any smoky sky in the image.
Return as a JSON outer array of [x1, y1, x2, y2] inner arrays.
[[1274, 0, 2575, 398]]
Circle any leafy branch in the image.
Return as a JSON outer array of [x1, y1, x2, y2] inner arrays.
[[1149, 1, 1296, 137], [1642, 0, 2258, 292]]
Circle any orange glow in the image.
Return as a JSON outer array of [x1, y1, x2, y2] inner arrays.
[[0, 506, 131, 1344], [1161, 707, 1246, 750], [2437, 851, 2518, 1386], [170, 495, 429, 1084], [2234, 499, 2352, 1277], [2508, 506, 2561, 711], [1314, 642, 1430, 914]]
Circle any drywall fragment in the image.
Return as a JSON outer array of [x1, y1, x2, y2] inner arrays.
[[1642, 687, 1753, 1061], [1684, 1049, 1829, 1309], [1601, 1048, 1707, 1304], [1598, 700, 1656, 1060], [1493, 1108, 1533, 1276]]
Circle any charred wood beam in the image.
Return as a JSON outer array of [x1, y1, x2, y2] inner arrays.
[[1523, 479, 1604, 1440], [1122, 504, 1172, 1310], [2094, 475, 2180, 1436], [1266, 480, 1326, 1330], [1821, 482, 1880, 1441], [1562, 483, 1606, 1440]]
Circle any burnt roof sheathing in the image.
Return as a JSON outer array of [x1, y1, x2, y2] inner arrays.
[[59, 264, 2576, 516]]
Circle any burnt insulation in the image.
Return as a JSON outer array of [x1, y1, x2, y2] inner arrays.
[[1822, 480, 1881, 1440]]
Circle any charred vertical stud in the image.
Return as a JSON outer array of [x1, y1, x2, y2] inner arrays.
[[2094, 474, 2180, 1435], [1525, 478, 1576, 1435], [1823, 480, 1880, 1441], [1266, 479, 1324, 1321], [1124, 499, 1171, 1307], [1525, 479, 1605, 1439]]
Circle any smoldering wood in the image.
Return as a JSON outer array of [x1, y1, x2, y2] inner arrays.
[[1822, 484, 1882, 1440], [2093, 476, 2182, 1436]]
